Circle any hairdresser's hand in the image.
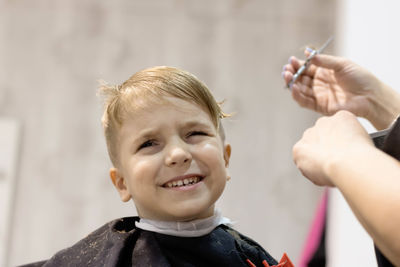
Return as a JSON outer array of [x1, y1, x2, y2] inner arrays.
[[282, 50, 400, 130], [292, 110, 373, 187]]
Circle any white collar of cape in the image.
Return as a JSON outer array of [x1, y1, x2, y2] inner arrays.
[[135, 209, 234, 237]]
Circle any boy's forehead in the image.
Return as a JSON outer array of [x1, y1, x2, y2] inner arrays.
[[125, 96, 215, 122]]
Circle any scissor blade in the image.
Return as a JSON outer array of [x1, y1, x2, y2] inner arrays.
[[317, 36, 334, 54]]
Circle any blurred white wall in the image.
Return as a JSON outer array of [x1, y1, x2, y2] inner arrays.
[[0, 1, 335, 266], [0, 119, 20, 266], [329, 0, 400, 266]]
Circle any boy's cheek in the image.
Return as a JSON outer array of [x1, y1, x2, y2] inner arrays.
[[200, 143, 222, 156], [129, 160, 160, 182], [198, 143, 227, 164]]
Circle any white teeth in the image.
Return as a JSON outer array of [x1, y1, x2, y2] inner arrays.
[[165, 176, 202, 188]]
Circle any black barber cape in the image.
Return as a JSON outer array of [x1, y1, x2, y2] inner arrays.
[[20, 216, 278, 267]]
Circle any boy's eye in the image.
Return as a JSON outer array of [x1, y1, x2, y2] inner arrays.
[[138, 140, 157, 150], [187, 131, 208, 137]]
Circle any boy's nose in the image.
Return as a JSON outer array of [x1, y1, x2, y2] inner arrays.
[[165, 144, 192, 167]]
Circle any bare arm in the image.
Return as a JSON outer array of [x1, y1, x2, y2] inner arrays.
[[293, 111, 400, 265], [328, 140, 400, 265]]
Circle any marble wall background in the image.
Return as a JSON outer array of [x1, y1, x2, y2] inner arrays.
[[0, 0, 335, 266]]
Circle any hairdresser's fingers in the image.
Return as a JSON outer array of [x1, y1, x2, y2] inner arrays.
[[304, 48, 312, 57], [283, 63, 295, 74], [292, 84, 317, 111], [290, 55, 320, 78], [298, 83, 315, 98], [282, 63, 295, 83], [303, 49, 342, 76], [282, 71, 293, 85], [284, 70, 318, 90], [299, 75, 313, 88], [289, 56, 303, 70], [283, 63, 314, 84], [309, 53, 348, 73], [304, 64, 318, 77], [290, 75, 315, 97]]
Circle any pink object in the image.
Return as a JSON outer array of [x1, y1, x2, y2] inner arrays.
[[298, 189, 328, 267]]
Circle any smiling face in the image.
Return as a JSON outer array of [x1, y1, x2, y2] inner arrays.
[[110, 96, 231, 222]]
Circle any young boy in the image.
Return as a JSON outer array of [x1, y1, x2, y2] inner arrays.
[[21, 66, 292, 267]]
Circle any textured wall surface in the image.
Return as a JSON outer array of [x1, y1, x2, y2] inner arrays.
[[0, 0, 335, 266]]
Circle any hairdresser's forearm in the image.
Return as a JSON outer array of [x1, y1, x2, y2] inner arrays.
[[326, 146, 400, 265], [367, 82, 400, 130]]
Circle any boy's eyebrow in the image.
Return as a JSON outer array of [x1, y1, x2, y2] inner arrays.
[[133, 128, 158, 142], [133, 120, 214, 141], [182, 120, 214, 129]]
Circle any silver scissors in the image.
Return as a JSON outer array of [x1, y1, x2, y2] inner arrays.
[[287, 36, 334, 89]]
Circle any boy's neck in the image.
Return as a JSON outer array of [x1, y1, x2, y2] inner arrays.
[[135, 209, 233, 237]]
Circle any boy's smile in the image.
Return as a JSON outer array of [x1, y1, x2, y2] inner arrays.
[[163, 174, 203, 189], [110, 96, 231, 222]]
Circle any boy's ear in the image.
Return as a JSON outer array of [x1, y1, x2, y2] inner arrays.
[[223, 143, 231, 167], [109, 168, 131, 202]]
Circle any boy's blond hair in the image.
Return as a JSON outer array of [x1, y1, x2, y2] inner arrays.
[[99, 66, 227, 167]]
